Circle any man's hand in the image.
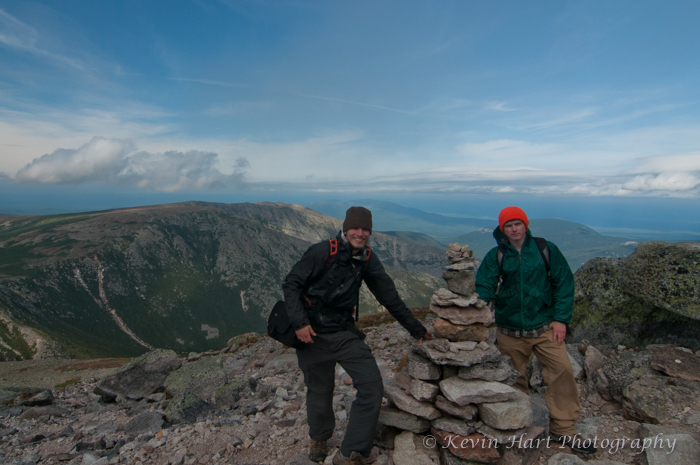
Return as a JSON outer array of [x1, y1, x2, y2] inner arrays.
[[295, 325, 316, 344], [418, 331, 434, 346], [550, 322, 567, 346]]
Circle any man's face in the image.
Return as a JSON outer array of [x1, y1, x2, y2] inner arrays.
[[345, 228, 371, 252], [503, 219, 526, 243]]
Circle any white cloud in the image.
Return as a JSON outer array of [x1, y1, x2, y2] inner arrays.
[[14, 137, 248, 192], [623, 172, 700, 192]]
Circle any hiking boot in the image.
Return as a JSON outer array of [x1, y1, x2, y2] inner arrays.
[[309, 440, 328, 463], [549, 433, 597, 454], [332, 450, 365, 465]]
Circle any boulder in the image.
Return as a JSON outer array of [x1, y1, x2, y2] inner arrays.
[[440, 378, 518, 406], [212, 377, 256, 408], [622, 374, 700, 424], [163, 356, 227, 402], [645, 433, 700, 465], [164, 391, 212, 424], [94, 349, 181, 402]]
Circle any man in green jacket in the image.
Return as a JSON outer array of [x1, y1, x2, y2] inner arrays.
[[475, 206, 595, 454]]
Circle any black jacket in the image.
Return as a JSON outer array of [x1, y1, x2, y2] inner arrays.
[[282, 231, 427, 339]]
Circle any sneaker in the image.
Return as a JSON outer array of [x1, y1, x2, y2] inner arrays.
[[309, 440, 328, 463], [549, 433, 597, 454]]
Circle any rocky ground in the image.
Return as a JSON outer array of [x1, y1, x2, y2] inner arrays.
[[0, 313, 699, 465]]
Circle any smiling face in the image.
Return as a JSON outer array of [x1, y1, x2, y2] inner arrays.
[[344, 227, 371, 254], [503, 219, 526, 247]]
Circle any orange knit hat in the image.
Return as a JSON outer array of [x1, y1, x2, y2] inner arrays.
[[498, 206, 529, 231]]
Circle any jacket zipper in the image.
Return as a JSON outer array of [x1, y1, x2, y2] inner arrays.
[[519, 252, 525, 330]]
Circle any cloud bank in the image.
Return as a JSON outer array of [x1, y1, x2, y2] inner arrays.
[[15, 137, 248, 192]]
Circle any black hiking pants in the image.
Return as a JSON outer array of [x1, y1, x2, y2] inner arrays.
[[296, 330, 382, 457]]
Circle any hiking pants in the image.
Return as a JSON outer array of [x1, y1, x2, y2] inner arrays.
[[296, 330, 383, 457], [496, 328, 580, 436]]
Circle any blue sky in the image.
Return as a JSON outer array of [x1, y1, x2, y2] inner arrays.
[[1, 1, 700, 236]]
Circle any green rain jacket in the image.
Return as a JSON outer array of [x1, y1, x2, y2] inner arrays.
[[475, 228, 575, 331]]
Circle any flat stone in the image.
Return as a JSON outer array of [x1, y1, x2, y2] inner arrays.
[[410, 379, 440, 402], [431, 289, 480, 308], [17, 406, 71, 420], [431, 415, 476, 437], [415, 342, 501, 367], [431, 428, 500, 463], [433, 319, 489, 342], [645, 434, 700, 465], [650, 345, 700, 382], [122, 411, 164, 436], [458, 356, 519, 384], [393, 431, 441, 465], [393, 371, 413, 390], [430, 304, 493, 326], [384, 383, 442, 420], [478, 390, 533, 430], [495, 425, 546, 465], [434, 395, 478, 420], [408, 352, 442, 380], [440, 378, 518, 406], [478, 424, 529, 445], [378, 407, 430, 434]]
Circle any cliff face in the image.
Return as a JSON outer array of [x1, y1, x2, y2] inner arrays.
[[0, 202, 444, 359], [573, 242, 700, 350]]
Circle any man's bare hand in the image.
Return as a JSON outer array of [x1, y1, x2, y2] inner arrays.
[[418, 331, 434, 346], [550, 322, 567, 346], [295, 325, 316, 344]]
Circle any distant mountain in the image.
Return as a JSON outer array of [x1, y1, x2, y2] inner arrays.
[[0, 202, 444, 359], [308, 199, 492, 238], [450, 218, 639, 271], [378, 231, 446, 248]]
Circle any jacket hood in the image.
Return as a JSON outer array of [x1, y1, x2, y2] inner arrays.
[[492, 226, 533, 246]]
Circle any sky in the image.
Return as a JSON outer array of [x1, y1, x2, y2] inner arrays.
[[1, 1, 700, 238]]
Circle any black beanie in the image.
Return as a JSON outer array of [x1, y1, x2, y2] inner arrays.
[[343, 206, 372, 232]]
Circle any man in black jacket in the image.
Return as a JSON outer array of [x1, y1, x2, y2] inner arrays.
[[283, 206, 432, 465]]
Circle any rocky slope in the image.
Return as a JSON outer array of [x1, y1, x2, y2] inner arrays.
[[0, 202, 444, 359], [0, 319, 698, 465]]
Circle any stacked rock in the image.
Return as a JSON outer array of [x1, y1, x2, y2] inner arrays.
[[380, 243, 546, 465]]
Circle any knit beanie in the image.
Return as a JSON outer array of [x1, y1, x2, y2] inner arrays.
[[343, 206, 372, 232], [498, 206, 529, 231]]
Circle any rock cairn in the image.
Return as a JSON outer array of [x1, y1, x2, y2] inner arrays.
[[380, 243, 546, 464]]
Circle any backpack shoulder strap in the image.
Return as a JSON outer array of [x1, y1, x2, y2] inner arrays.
[[324, 238, 338, 268], [533, 237, 551, 278], [497, 244, 507, 277]]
